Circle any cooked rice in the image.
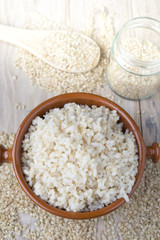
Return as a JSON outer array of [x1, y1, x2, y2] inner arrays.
[[22, 103, 138, 212]]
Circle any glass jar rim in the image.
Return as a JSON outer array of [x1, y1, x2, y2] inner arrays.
[[112, 17, 160, 76]]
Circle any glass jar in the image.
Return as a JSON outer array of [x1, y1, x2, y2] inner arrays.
[[106, 17, 160, 100]]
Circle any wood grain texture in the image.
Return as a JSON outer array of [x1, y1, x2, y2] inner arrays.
[[0, 0, 159, 239], [131, 0, 160, 146], [111, 0, 141, 130]]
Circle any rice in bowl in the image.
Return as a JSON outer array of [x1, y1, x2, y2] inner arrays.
[[22, 103, 138, 212]]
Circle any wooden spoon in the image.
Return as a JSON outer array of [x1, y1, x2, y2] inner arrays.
[[0, 24, 100, 73]]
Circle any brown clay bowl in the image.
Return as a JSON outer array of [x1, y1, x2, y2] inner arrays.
[[0, 93, 159, 219]]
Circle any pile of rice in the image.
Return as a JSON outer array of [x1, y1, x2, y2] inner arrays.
[[39, 31, 100, 73], [22, 103, 138, 212], [15, 10, 114, 93]]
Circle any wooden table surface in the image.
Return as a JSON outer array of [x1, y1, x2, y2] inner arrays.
[[0, 0, 160, 239]]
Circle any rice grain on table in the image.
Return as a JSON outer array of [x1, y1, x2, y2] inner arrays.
[[15, 10, 114, 94], [22, 103, 138, 212]]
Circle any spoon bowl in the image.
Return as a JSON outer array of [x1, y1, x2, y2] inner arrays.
[[0, 25, 100, 73]]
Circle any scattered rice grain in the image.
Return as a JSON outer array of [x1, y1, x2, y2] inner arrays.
[[15, 102, 26, 110], [13, 75, 17, 80]]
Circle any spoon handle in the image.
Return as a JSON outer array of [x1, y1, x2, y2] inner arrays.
[[0, 24, 47, 51], [0, 24, 28, 46]]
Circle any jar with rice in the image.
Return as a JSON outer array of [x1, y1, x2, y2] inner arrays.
[[106, 17, 160, 100]]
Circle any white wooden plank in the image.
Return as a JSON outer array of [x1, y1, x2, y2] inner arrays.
[[131, 0, 160, 145], [70, 0, 85, 30]]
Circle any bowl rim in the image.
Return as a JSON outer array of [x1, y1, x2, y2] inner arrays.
[[12, 93, 146, 219]]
